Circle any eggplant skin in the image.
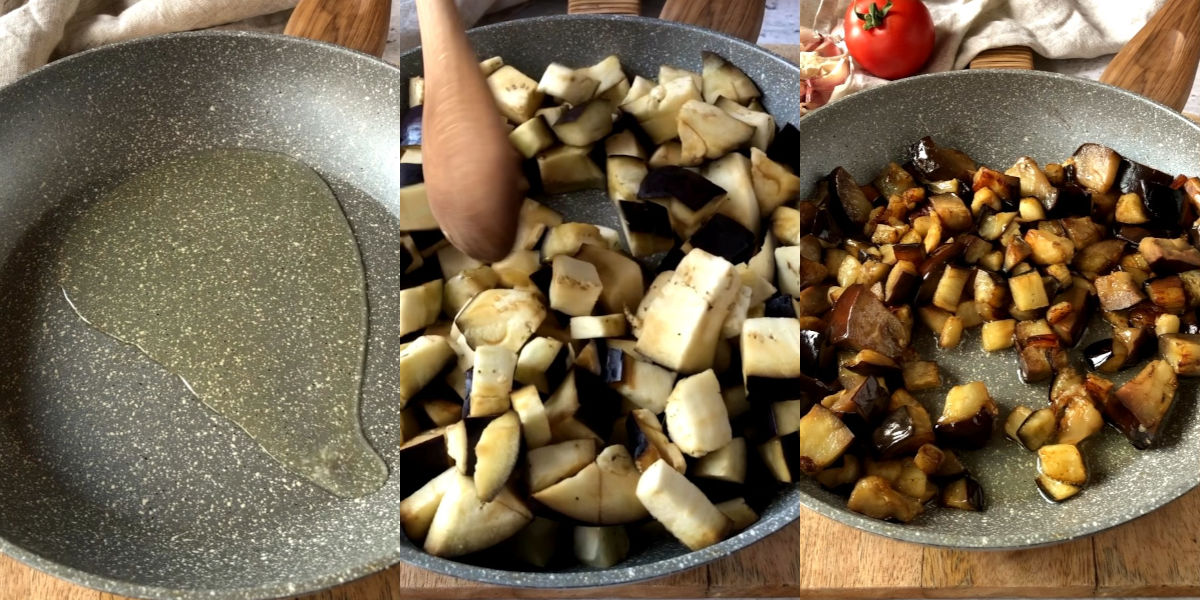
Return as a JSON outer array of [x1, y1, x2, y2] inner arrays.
[[934, 411, 995, 450], [688, 214, 757, 265], [637, 166, 727, 211], [401, 105, 423, 147], [872, 406, 934, 459], [828, 284, 907, 360]]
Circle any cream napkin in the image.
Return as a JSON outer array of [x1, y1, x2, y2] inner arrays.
[[0, 0, 418, 87]]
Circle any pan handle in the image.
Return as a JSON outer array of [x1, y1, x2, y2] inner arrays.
[[284, 0, 391, 58], [567, 0, 766, 43]]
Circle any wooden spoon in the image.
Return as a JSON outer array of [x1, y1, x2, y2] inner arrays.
[[414, 0, 524, 261], [1100, 0, 1200, 112], [284, 0, 391, 57]]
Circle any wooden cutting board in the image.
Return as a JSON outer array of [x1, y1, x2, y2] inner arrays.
[[6, 41, 1200, 600]]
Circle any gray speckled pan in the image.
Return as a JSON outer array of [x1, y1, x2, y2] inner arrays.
[[394, 15, 804, 588], [793, 69, 1200, 548], [0, 32, 403, 599]]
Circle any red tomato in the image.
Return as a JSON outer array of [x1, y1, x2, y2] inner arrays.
[[843, 0, 935, 80]]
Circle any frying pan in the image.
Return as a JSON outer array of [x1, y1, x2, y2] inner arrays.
[[0, 7, 406, 600], [791, 73, 1200, 545], [393, 12, 804, 588]]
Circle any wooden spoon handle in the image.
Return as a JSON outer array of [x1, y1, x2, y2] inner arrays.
[[284, 0, 391, 57], [660, 0, 765, 42], [414, 0, 523, 261], [1100, 0, 1200, 112]]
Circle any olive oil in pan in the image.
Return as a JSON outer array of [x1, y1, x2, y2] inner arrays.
[[56, 149, 387, 498]]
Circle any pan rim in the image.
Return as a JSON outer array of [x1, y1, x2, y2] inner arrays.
[[792, 67, 1200, 550]]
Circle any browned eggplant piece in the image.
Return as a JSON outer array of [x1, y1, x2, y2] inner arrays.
[[883, 260, 919, 306], [892, 243, 927, 263], [909, 136, 977, 183], [1146, 275, 1187, 314], [1016, 337, 1063, 383], [1008, 271, 1048, 312], [795, 284, 831, 317], [1096, 271, 1145, 311], [1004, 406, 1033, 442], [637, 166, 726, 211], [1059, 216, 1104, 250], [1159, 333, 1200, 375], [1090, 371, 1153, 449], [688, 214, 756, 265], [1037, 473, 1081, 502], [829, 284, 907, 360], [843, 376, 890, 433], [800, 328, 836, 382], [919, 239, 966, 276], [401, 105, 423, 148], [901, 360, 941, 391], [1046, 183, 1093, 218], [1072, 238, 1126, 277], [1047, 283, 1095, 347], [1025, 229, 1076, 265], [847, 475, 923, 522], [972, 166, 1019, 204], [1014, 407, 1057, 451], [935, 381, 998, 449], [1083, 326, 1152, 373], [940, 476, 985, 511], [930, 193, 973, 232], [815, 455, 860, 491], [873, 405, 935, 459], [1121, 166, 1184, 235], [795, 405, 856, 475], [1072, 143, 1121, 193], [1037, 444, 1087, 486], [1138, 237, 1200, 272], [873, 161, 917, 200], [1115, 359, 1178, 438], [974, 269, 1010, 321], [912, 443, 944, 475], [1057, 395, 1104, 445], [827, 166, 873, 234], [844, 349, 902, 379]]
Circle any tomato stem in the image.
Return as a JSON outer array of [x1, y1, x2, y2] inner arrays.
[[855, 0, 893, 30]]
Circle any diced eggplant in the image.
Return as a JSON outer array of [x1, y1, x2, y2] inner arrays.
[[677, 99, 754, 164], [793, 404, 855, 475], [1146, 275, 1187, 314], [400, 467, 456, 543], [909, 137, 977, 183], [533, 445, 647, 525], [1095, 271, 1145, 311], [665, 370, 733, 457], [1004, 406, 1033, 442], [424, 475, 532, 558], [935, 381, 998, 449], [487, 65, 544, 124], [1072, 143, 1121, 193], [883, 260, 919, 306], [625, 408, 687, 473], [1115, 359, 1178, 439], [635, 459, 731, 550], [549, 255, 602, 317], [399, 427, 454, 497], [842, 376, 890, 431], [688, 214, 757, 265], [764, 292, 799, 318], [873, 405, 935, 459], [1056, 395, 1103, 445], [912, 443, 944, 475], [693, 437, 748, 483], [701, 51, 762, 105], [750, 148, 802, 215], [1159, 333, 1200, 375], [472, 411, 522, 501], [901, 360, 941, 391], [509, 115, 557, 159], [504, 517, 563, 568], [756, 436, 793, 483], [1014, 407, 1057, 451], [636, 249, 740, 373], [399, 336, 456, 408], [940, 476, 985, 511], [715, 97, 776, 151], [1008, 271, 1049, 311], [828, 284, 907, 360], [574, 244, 646, 314], [552, 99, 615, 146], [1036, 473, 1081, 502], [571, 368, 624, 438], [538, 146, 605, 194], [536, 62, 600, 104], [714, 497, 760, 533], [465, 345, 517, 417], [527, 438, 596, 493], [514, 336, 569, 394], [847, 475, 923, 523], [606, 129, 646, 159], [637, 165, 726, 211], [827, 166, 873, 233], [981, 318, 1016, 351], [767, 123, 801, 174], [510, 385, 551, 449], [607, 156, 649, 204], [614, 201, 674, 258], [608, 349, 677, 414], [1139, 237, 1200, 272], [930, 193, 973, 232], [573, 525, 630, 568], [1037, 443, 1087, 486]]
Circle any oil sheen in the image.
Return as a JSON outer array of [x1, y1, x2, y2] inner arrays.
[[57, 149, 387, 498]]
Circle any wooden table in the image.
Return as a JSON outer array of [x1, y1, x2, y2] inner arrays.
[[4, 486, 1198, 599]]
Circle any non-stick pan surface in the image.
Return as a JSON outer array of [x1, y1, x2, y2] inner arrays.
[[0, 32, 403, 599], [394, 14, 803, 588], [793, 69, 1200, 548]]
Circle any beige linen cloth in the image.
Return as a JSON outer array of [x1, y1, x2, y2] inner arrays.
[[0, 0, 522, 87], [801, 0, 1167, 106]]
